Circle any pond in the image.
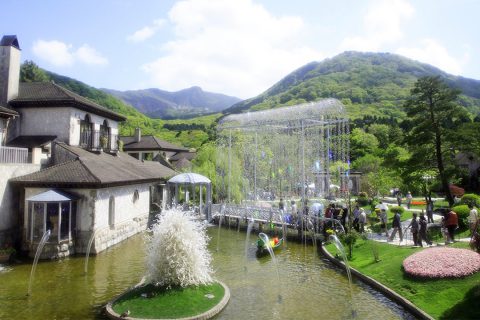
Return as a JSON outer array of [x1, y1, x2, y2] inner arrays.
[[0, 227, 413, 319]]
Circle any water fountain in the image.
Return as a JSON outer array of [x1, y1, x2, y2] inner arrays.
[[105, 208, 230, 319], [258, 232, 282, 303], [329, 234, 356, 317], [84, 228, 100, 274], [27, 229, 51, 296]]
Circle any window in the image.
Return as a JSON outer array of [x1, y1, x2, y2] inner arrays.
[[80, 114, 93, 147], [109, 196, 115, 228], [100, 120, 109, 149], [133, 190, 139, 203]]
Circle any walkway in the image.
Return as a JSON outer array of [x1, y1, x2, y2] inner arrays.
[[368, 212, 471, 247]]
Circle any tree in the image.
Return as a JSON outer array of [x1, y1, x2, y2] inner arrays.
[[403, 76, 468, 205], [350, 128, 379, 161], [20, 60, 49, 82]]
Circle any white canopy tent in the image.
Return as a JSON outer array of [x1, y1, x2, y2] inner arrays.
[[166, 173, 212, 220]]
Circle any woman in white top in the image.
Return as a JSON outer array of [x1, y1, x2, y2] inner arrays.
[[468, 204, 478, 235]]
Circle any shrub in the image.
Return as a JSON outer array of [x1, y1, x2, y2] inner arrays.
[[356, 194, 369, 206], [389, 206, 405, 214], [460, 193, 480, 207], [452, 204, 469, 228], [358, 191, 368, 198]]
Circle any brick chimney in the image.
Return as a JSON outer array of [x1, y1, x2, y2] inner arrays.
[[0, 35, 21, 106], [135, 127, 141, 142]]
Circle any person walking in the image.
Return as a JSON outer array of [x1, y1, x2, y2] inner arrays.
[[426, 199, 434, 223], [468, 204, 478, 236], [358, 208, 367, 233], [396, 192, 402, 206], [445, 208, 459, 243], [406, 213, 420, 246], [418, 211, 432, 247], [406, 191, 413, 209], [389, 211, 403, 242]]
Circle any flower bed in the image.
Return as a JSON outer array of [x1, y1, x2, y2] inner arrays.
[[410, 200, 426, 206], [403, 247, 480, 278]]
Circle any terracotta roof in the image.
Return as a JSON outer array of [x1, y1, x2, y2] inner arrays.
[[10, 142, 176, 188], [9, 82, 126, 121], [7, 135, 56, 148], [0, 105, 18, 117], [120, 135, 189, 152]]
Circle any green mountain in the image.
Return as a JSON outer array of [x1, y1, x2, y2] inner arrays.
[[102, 86, 240, 119], [20, 61, 217, 149], [225, 52, 480, 119]]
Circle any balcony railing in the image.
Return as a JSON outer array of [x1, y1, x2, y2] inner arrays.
[[0, 146, 29, 164], [80, 130, 118, 152]]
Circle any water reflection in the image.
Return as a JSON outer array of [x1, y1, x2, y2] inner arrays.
[[0, 227, 413, 319]]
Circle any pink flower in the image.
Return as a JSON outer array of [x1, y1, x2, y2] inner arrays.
[[403, 247, 480, 278]]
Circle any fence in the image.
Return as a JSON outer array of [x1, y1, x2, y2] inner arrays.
[[0, 146, 29, 163]]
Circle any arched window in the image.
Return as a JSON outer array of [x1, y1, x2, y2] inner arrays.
[[108, 196, 115, 228], [133, 190, 139, 203], [80, 114, 92, 147], [100, 120, 109, 149]]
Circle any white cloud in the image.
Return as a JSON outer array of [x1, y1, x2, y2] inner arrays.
[[75, 44, 108, 65], [127, 19, 166, 43], [340, 0, 415, 51], [141, 0, 322, 98], [397, 39, 466, 75], [32, 40, 74, 67], [32, 40, 108, 67]]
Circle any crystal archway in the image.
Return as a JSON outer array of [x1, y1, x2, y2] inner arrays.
[[216, 99, 350, 206]]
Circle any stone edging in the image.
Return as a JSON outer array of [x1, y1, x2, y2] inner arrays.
[[320, 245, 434, 320], [105, 280, 230, 320]]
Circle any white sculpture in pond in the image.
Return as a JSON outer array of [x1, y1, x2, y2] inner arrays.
[[145, 208, 213, 287]]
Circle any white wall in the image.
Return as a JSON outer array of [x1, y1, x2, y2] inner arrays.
[[17, 107, 119, 146], [18, 107, 72, 142], [23, 182, 152, 254], [0, 163, 40, 233]]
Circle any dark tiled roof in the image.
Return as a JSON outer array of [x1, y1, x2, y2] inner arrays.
[[0, 35, 20, 49], [152, 153, 174, 170], [7, 135, 56, 148], [10, 143, 176, 188], [0, 105, 18, 117], [9, 82, 126, 121], [169, 151, 196, 161], [173, 158, 192, 170], [119, 135, 189, 152]]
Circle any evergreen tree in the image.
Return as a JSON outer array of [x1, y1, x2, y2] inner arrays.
[[403, 76, 468, 205]]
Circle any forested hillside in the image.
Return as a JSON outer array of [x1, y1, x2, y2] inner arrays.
[[226, 51, 480, 119], [103, 86, 240, 119], [19, 61, 217, 149]]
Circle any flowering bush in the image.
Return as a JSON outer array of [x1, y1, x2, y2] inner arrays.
[[403, 247, 480, 278], [145, 208, 213, 287]]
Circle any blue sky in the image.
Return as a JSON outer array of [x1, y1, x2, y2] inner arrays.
[[2, 0, 479, 99]]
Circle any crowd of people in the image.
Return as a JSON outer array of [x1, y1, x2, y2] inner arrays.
[[276, 190, 479, 247]]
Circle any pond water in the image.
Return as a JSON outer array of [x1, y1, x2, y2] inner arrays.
[[0, 227, 413, 319]]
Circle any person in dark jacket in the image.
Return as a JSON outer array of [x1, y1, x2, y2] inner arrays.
[[418, 211, 432, 247], [388, 211, 403, 242]]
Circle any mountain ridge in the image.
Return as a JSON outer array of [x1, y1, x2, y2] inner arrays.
[[225, 51, 480, 118], [102, 86, 241, 120]]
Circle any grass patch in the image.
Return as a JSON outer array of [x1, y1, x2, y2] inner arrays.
[[325, 240, 480, 319], [112, 282, 225, 319]]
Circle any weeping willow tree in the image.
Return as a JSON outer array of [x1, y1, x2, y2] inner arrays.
[[217, 99, 350, 205]]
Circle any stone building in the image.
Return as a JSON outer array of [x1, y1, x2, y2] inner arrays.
[[120, 128, 196, 169], [0, 35, 176, 258]]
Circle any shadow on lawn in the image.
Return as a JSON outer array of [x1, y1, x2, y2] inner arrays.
[[439, 284, 480, 320]]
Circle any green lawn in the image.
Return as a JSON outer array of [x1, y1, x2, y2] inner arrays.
[[112, 282, 225, 319], [325, 240, 480, 319]]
